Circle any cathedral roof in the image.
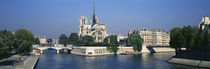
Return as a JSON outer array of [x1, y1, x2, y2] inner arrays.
[[92, 24, 106, 30]]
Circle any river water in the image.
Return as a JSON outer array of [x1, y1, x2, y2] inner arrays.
[[35, 49, 207, 69]]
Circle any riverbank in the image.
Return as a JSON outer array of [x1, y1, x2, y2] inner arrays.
[[168, 58, 210, 68], [0, 55, 39, 69], [71, 46, 174, 56]]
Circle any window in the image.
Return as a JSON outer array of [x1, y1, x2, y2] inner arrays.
[[88, 52, 92, 54]]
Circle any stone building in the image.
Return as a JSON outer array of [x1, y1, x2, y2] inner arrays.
[[114, 33, 128, 42], [199, 16, 210, 31], [129, 28, 170, 46], [78, 7, 108, 42], [35, 36, 47, 46]]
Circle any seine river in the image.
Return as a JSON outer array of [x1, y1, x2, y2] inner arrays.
[[35, 49, 206, 69]]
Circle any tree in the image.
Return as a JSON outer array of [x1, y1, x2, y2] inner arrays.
[[103, 35, 118, 45], [59, 34, 68, 46], [0, 40, 9, 59], [170, 27, 182, 56], [34, 37, 40, 44], [82, 35, 94, 45], [0, 29, 14, 59], [15, 29, 35, 53], [69, 33, 79, 45], [107, 45, 118, 55], [128, 34, 143, 52], [181, 25, 193, 57], [104, 35, 119, 55], [15, 29, 34, 41], [17, 40, 33, 53]]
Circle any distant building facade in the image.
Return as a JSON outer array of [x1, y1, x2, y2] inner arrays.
[[129, 28, 170, 46], [35, 36, 47, 45], [199, 16, 210, 31], [114, 33, 128, 42], [78, 7, 108, 42]]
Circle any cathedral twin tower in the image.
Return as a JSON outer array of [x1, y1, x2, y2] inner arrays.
[[78, 5, 108, 42]]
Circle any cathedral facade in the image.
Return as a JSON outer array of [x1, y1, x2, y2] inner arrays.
[[78, 11, 108, 42]]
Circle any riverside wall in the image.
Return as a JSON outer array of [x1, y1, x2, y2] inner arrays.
[[168, 58, 210, 68], [71, 46, 175, 56], [0, 55, 39, 69]]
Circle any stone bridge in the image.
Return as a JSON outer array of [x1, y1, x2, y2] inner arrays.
[[34, 46, 72, 54]]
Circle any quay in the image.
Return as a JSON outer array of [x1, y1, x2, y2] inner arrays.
[[71, 46, 175, 56], [168, 58, 210, 68], [0, 54, 39, 69]]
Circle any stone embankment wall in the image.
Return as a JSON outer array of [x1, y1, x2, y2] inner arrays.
[[71, 46, 133, 56], [71, 46, 175, 56], [168, 58, 210, 68]]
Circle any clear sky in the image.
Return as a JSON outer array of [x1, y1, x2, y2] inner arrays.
[[0, 0, 210, 39]]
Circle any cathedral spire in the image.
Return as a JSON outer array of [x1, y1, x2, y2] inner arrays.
[[93, 1, 95, 18], [92, 1, 98, 26]]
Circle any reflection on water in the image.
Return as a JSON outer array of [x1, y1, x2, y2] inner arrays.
[[35, 49, 207, 69]]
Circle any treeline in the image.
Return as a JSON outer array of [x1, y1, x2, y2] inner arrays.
[[58, 33, 118, 46], [170, 25, 210, 60], [0, 29, 39, 59], [59, 33, 143, 54], [58, 33, 113, 46]]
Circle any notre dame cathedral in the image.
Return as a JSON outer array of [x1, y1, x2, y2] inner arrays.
[[78, 6, 108, 42]]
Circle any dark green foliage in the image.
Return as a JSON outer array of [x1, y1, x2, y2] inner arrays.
[[170, 25, 210, 61], [34, 37, 40, 44], [128, 34, 143, 52], [107, 45, 118, 55], [15, 29, 35, 53], [59, 34, 68, 46], [103, 35, 118, 45], [81, 35, 94, 45], [0, 30, 14, 59], [15, 29, 34, 42], [68, 33, 79, 45], [104, 35, 119, 55], [17, 40, 33, 53], [0, 29, 37, 59], [170, 27, 184, 57]]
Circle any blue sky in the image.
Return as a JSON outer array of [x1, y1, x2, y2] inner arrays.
[[0, 0, 210, 39]]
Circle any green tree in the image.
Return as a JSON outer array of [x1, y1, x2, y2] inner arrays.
[[15, 29, 35, 53], [69, 33, 79, 45], [128, 34, 143, 52], [17, 40, 33, 53], [107, 45, 118, 55], [59, 34, 68, 46], [82, 35, 94, 45], [103, 35, 118, 45], [34, 37, 40, 44], [170, 27, 183, 57], [15, 29, 34, 41], [0, 40, 9, 59], [181, 25, 193, 57], [104, 35, 119, 55], [0, 30, 14, 59]]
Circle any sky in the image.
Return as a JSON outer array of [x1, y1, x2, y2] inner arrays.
[[0, 0, 210, 39]]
